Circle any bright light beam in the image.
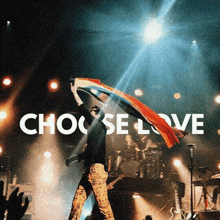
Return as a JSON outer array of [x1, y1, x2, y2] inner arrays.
[[143, 19, 163, 43], [158, 0, 177, 20]]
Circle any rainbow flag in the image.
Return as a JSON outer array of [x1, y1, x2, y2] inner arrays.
[[73, 78, 187, 148]]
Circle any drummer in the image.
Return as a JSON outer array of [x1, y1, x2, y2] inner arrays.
[[122, 134, 140, 160]]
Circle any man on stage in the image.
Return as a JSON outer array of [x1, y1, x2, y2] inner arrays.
[[68, 81, 114, 220]]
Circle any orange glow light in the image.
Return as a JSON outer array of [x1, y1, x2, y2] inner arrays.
[[174, 93, 181, 100], [0, 111, 7, 120], [2, 77, 12, 86], [0, 103, 15, 131], [48, 79, 59, 92]]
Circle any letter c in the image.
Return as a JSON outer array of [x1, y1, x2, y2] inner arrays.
[[20, 113, 37, 135]]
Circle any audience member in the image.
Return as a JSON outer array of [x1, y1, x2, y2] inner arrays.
[[0, 181, 7, 220], [0, 181, 29, 220]]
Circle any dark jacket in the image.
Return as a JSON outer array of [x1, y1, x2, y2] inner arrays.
[[77, 104, 107, 169]]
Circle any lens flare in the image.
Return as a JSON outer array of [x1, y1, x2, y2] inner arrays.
[[143, 19, 163, 43]]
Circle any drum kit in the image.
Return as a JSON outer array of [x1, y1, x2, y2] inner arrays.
[[109, 146, 163, 179]]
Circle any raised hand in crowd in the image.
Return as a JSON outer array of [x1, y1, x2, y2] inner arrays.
[[0, 181, 7, 220], [6, 187, 29, 220]]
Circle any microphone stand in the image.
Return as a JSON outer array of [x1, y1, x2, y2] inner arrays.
[[188, 144, 195, 220], [66, 155, 78, 167]]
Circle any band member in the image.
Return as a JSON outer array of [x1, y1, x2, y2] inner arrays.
[[68, 82, 114, 220], [123, 134, 139, 160], [212, 184, 220, 210]]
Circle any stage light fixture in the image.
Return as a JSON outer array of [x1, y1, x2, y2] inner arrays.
[[0, 146, 3, 154], [217, 162, 220, 170], [143, 18, 163, 43], [51, 82, 58, 89], [134, 89, 143, 97], [133, 193, 140, 199], [2, 77, 12, 86], [193, 40, 196, 44], [173, 159, 181, 167], [0, 111, 7, 120], [48, 79, 59, 92], [214, 94, 220, 104], [44, 151, 52, 159], [174, 93, 181, 100]]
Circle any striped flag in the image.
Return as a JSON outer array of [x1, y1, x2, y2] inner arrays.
[[73, 78, 187, 148]]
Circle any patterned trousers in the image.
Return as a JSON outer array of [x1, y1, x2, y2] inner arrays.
[[68, 163, 114, 220]]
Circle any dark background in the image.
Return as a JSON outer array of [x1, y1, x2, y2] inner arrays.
[[1, 0, 220, 219]]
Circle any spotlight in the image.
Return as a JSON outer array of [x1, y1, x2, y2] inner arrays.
[[44, 151, 52, 159], [214, 95, 220, 104], [217, 129, 220, 135], [173, 159, 181, 167], [51, 82, 58, 89], [0, 146, 3, 154], [133, 193, 140, 199], [7, 21, 10, 26], [134, 89, 143, 97], [193, 40, 196, 44], [2, 77, 12, 87], [143, 18, 163, 43], [217, 162, 220, 170], [174, 93, 181, 100], [0, 111, 7, 120], [48, 79, 59, 92]]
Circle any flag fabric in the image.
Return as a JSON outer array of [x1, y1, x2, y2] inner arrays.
[[73, 78, 187, 148]]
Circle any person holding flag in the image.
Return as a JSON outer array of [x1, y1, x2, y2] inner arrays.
[[68, 82, 114, 220]]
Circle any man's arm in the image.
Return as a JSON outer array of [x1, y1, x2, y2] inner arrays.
[[71, 82, 94, 125], [70, 83, 83, 106]]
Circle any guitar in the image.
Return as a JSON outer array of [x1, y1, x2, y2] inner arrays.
[[169, 182, 187, 220], [107, 174, 125, 190]]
